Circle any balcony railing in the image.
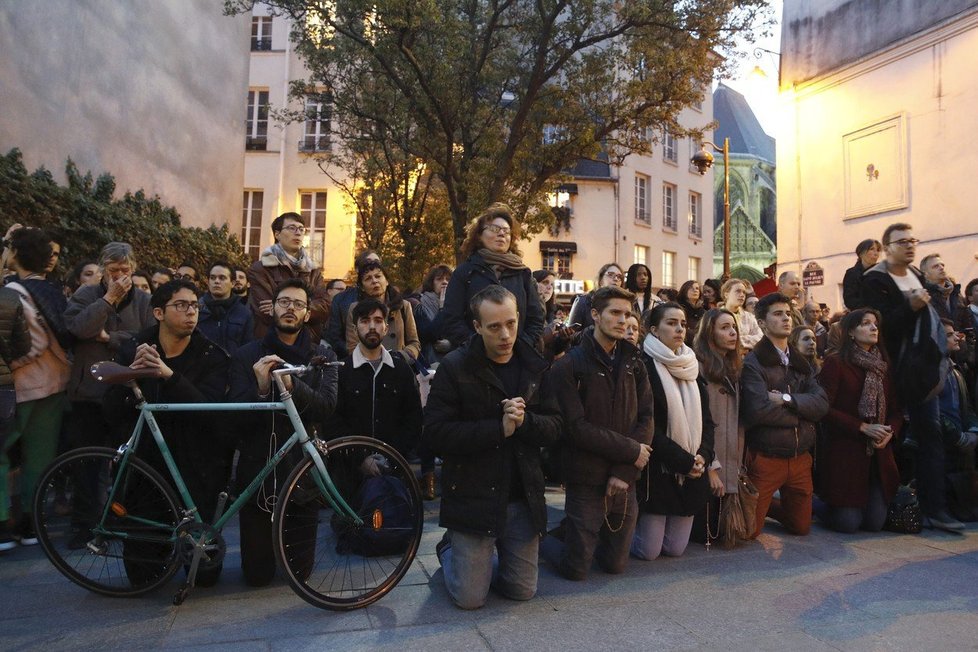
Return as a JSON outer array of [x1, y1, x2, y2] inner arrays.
[[251, 38, 272, 51], [298, 136, 331, 153], [635, 209, 650, 224], [245, 136, 267, 151]]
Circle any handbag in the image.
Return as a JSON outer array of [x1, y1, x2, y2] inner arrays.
[[717, 469, 759, 549], [883, 483, 923, 534]]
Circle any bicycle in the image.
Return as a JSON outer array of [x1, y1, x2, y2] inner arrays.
[[32, 359, 424, 610]]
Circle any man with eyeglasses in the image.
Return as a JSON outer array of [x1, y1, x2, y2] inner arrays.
[[247, 212, 330, 342], [229, 278, 338, 586], [104, 278, 232, 583], [197, 261, 254, 355], [174, 263, 199, 287], [863, 223, 964, 532]]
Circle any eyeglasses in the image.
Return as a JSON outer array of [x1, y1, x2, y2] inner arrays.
[[165, 300, 199, 313], [484, 224, 512, 236], [889, 238, 919, 248], [604, 271, 624, 281], [173, 273, 195, 280], [275, 297, 308, 311], [281, 225, 307, 235]]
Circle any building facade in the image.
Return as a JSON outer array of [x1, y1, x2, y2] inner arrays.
[[523, 100, 716, 301], [778, 0, 978, 310], [0, 1, 250, 230], [243, 4, 357, 279]]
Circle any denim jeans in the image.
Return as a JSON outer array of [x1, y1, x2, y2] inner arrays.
[[439, 500, 538, 610], [907, 396, 946, 516]]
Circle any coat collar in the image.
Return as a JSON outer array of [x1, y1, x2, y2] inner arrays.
[[351, 344, 395, 370], [458, 334, 547, 394], [753, 335, 812, 374]]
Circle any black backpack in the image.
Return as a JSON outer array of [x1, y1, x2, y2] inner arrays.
[[896, 304, 948, 406], [334, 474, 414, 557]]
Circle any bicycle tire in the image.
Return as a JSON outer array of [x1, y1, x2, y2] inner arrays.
[[33, 446, 183, 597], [274, 436, 424, 610]]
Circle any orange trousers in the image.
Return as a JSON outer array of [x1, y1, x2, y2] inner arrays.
[[746, 450, 813, 537]]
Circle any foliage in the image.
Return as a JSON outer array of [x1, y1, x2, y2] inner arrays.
[[227, 0, 771, 263], [0, 148, 248, 276]]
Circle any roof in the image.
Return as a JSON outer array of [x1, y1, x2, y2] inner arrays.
[[713, 83, 775, 163]]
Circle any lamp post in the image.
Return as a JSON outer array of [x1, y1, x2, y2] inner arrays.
[[691, 138, 730, 280]]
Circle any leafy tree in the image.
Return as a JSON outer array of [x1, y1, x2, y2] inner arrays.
[[227, 0, 770, 263], [0, 148, 248, 277]]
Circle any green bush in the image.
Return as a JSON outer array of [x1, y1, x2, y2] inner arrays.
[[0, 148, 248, 276]]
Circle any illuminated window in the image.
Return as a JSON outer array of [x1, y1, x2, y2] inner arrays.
[[299, 191, 328, 268]]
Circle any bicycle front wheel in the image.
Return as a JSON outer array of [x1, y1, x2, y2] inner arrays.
[[33, 447, 183, 597], [274, 436, 423, 610]]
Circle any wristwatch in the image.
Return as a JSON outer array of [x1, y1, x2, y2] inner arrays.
[[782, 393, 792, 406]]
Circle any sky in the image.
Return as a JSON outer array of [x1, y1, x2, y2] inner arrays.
[[717, 0, 784, 139]]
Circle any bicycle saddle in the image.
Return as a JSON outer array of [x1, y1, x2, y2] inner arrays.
[[90, 361, 162, 384]]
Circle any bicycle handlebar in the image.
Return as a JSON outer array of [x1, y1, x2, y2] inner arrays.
[[271, 359, 345, 378]]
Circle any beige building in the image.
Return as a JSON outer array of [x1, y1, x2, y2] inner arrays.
[[0, 1, 250, 230], [243, 5, 357, 279], [524, 101, 716, 298], [778, 0, 978, 310]]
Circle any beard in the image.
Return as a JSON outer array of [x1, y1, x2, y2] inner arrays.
[[275, 317, 303, 334], [359, 332, 383, 350], [232, 286, 247, 296]]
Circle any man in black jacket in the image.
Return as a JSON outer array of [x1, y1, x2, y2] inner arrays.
[[323, 298, 422, 458], [229, 279, 338, 585], [197, 261, 254, 355], [424, 285, 561, 610], [741, 293, 828, 538], [862, 223, 962, 532], [545, 285, 654, 581]]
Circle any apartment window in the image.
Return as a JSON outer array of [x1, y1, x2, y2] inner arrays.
[[542, 124, 565, 145], [251, 16, 272, 50], [542, 251, 572, 277], [634, 245, 649, 266], [663, 131, 677, 163], [300, 93, 331, 152], [246, 89, 269, 150], [241, 190, 264, 261], [299, 191, 328, 268], [662, 183, 677, 231], [634, 173, 650, 224], [688, 191, 702, 238], [662, 251, 676, 289], [688, 256, 701, 283]]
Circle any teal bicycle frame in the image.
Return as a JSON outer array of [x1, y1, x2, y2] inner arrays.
[[97, 366, 361, 542]]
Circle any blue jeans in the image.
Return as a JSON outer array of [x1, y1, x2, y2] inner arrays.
[[908, 396, 946, 516], [439, 501, 538, 610]]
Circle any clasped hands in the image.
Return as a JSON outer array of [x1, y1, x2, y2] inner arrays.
[[860, 423, 893, 449], [501, 397, 526, 438], [130, 343, 173, 379]]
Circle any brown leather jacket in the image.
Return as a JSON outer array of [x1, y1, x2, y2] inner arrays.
[[246, 249, 330, 341]]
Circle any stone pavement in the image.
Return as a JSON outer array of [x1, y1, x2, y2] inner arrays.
[[2, 486, 977, 651]]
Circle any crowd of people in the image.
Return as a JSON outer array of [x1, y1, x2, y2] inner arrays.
[[0, 208, 976, 612]]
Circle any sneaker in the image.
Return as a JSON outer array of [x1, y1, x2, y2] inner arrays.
[[0, 522, 16, 553], [924, 511, 965, 533], [16, 514, 38, 546]]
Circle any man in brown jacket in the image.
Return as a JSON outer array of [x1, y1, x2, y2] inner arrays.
[[247, 212, 329, 341]]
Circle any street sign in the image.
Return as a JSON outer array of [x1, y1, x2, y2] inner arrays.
[[803, 261, 824, 287]]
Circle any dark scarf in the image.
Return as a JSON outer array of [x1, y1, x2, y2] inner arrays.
[[203, 294, 238, 320], [16, 277, 71, 348], [850, 345, 888, 423], [477, 249, 527, 272], [262, 326, 313, 365]]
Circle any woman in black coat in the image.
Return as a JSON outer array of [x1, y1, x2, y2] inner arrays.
[[842, 239, 882, 310], [632, 302, 714, 560], [440, 204, 544, 350]]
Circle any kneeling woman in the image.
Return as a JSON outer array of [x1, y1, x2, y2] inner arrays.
[[817, 309, 901, 533], [632, 302, 714, 559]]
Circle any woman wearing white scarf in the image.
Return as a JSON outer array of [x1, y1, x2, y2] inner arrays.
[[631, 303, 715, 561]]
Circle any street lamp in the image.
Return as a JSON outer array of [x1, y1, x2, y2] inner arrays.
[[691, 138, 730, 279]]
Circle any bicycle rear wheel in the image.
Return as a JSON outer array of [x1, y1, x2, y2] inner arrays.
[[274, 436, 423, 610], [33, 447, 183, 597]]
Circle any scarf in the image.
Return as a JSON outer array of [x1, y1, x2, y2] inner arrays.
[[268, 243, 314, 273], [849, 345, 888, 423], [418, 290, 441, 321], [642, 333, 702, 482], [478, 249, 527, 272], [262, 325, 312, 365], [203, 294, 238, 320]]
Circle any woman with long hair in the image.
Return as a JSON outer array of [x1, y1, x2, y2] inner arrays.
[[692, 308, 744, 545], [566, 262, 624, 332], [625, 263, 658, 317], [720, 278, 763, 350], [701, 278, 722, 310], [632, 302, 714, 560], [677, 280, 704, 346], [789, 325, 821, 373], [440, 204, 544, 349], [345, 261, 421, 361], [816, 309, 901, 533]]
